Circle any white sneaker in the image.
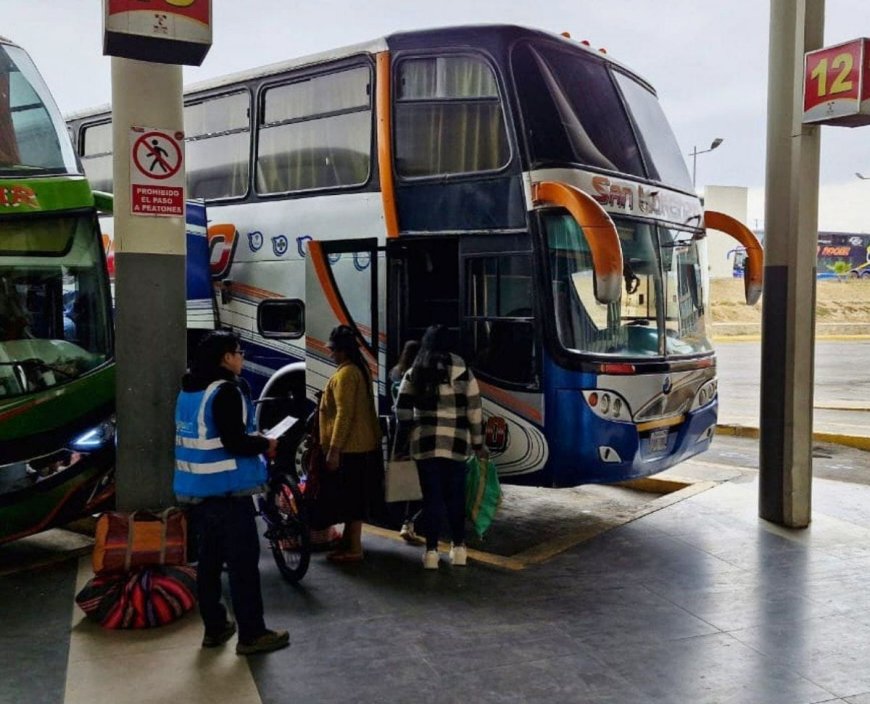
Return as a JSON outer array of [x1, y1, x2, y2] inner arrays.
[[399, 521, 425, 546], [422, 550, 439, 570], [449, 544, 467, 566]]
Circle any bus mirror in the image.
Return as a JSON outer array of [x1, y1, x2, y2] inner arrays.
[[93, 191, 113, 215], [220, 279, 234, 304], [532, 181, 623, 305], [703, 211, 763, 305]]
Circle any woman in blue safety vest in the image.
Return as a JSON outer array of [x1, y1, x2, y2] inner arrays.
[[174, 330, 289, 656]]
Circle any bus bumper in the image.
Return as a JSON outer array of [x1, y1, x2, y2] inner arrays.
[[548, 392, 719, 487]]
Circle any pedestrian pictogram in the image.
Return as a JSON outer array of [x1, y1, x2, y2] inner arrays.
[[132, 131, 182, 180], [130, 126, 185, 217]]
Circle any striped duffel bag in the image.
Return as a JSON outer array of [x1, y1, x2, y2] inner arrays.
[[92, 508, 187, 575]]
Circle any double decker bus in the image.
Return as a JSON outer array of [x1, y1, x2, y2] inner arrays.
[[68, 25, 762, 488], [0, 37, 116, 542]]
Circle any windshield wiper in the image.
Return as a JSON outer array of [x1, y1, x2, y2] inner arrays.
[[0, 359, 76, 379]]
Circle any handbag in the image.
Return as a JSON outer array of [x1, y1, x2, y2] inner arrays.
[[384, 432, 422, 503], [92, 508, 187, 575], [465, 456, 501, 538]]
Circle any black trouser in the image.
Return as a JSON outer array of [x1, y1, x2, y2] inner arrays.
[[189, 496, 266, 642], [417, 457, 467, 551]]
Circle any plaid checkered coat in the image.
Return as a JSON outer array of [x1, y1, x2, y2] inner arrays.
[[395, 353, 484, 461]]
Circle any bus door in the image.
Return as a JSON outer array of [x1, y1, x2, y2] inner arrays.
[[385, 237, 461, 367], [304, 237, 380, 403]]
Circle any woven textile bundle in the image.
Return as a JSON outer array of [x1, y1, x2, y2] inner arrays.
[[75, 565, 197, 629]]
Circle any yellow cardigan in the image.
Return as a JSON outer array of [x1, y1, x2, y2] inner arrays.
[[318, 362, 381, 454]]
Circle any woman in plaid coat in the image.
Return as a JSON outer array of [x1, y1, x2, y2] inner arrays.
[[395, 325, 487, 569]]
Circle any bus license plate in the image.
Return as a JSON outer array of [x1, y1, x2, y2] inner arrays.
[[649, 429, 669, 453]]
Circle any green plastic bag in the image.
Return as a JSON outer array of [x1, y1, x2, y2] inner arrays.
[[465, 456, 501, 538]]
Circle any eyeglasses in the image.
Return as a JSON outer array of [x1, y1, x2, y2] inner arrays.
[[232, 349, 245, 357]]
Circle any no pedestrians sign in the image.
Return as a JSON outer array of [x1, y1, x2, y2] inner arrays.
[[130, 126, 185, 217]]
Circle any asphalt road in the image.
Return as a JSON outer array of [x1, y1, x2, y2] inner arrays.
[[715, 339, 870, 437]]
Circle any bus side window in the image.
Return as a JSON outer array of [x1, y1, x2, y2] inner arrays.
[[258, 299, 304, 339], [81, 121, 113, 193], [256, 66, 371, 195], [184, 91, 251, 200], [395, 54, 510, 178]]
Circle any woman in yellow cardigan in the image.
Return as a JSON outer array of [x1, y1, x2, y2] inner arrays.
[[318, 325, 382, 563]]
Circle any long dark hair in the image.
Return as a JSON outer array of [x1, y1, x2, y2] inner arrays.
[[389, 339, 420, 381], [409, 324, 454, 399], [328, 325, 372, 390]]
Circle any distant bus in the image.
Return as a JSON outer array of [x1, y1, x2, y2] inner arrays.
[[68, 25, 761, 487], [731, 231, 870, 280], [817, 232, 870, 279]]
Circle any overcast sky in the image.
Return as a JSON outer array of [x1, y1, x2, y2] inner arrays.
[[5, 0, 870, 231]]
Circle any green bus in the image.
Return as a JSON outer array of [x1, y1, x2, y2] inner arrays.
[[0, 37, 115, 543]]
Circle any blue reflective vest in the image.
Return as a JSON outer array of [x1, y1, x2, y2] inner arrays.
[[174, 381, 267, 498]]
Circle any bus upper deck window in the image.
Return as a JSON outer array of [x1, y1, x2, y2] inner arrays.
[[185, 91, 251, 200], [256, 66, 371, 195], [395, 55, 509, 178]]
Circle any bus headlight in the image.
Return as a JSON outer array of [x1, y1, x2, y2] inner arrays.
[[582, 390, 632, 422], [691, 380, 718, 411], [70, 421, 115, 451]]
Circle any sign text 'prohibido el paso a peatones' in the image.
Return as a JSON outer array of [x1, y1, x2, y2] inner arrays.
[[130, 127, 185, 217], [803, 38, 870, 127], [103, 0, 212, 66]]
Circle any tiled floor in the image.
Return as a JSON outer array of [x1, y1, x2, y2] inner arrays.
[[4, 448, 870, 703]]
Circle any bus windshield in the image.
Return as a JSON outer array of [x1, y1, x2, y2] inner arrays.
[[542, 212, 711, 358], [0, 43, 78, 175], [0, 215, 111, 398], [511, 40, 693, 193]]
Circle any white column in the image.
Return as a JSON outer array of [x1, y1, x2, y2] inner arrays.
[[111, 57, 187, 510], [759, 0, 824, 528]]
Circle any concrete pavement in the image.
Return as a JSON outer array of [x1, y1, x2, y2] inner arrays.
[[714, 338, 870, 449]]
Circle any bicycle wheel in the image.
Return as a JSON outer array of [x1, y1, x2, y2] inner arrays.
[[263, 474, 311, 583]]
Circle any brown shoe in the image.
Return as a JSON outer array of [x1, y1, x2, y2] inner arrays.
[[236, 629, 290, 656], [202, 620, 236, 648]]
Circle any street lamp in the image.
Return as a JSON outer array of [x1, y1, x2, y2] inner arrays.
[[689, 137, 724, 187], [856, 172, 869, 180]]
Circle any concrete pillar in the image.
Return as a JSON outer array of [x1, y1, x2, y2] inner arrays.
[[111, 58, 187, 511], [759, 0, 824, 527]]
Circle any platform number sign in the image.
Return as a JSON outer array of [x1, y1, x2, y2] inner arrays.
[[130, 127, 185, 217], [803, 38, 870, 127]]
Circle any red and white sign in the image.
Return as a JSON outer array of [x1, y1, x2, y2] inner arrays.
[[130, 127, 185, 217], [803, 38, 870, 127], [104, 0, 212, 66]]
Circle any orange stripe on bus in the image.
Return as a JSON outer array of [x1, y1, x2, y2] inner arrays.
[[376, 52, 399, 238], [307, 242, 378, 368], [220, 281, 283, 301], [308, 241, 351, 327], [478, 381, 543, 424], [0, 399, 38, 423]]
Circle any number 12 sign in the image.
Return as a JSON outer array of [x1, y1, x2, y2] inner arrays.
[[803, 38, 870, 127]]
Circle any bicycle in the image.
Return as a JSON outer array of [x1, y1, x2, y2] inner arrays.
[[256, 422, 312, 584]]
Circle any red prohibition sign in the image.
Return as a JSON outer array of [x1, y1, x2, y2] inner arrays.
[[132, 131, 182, 180]]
